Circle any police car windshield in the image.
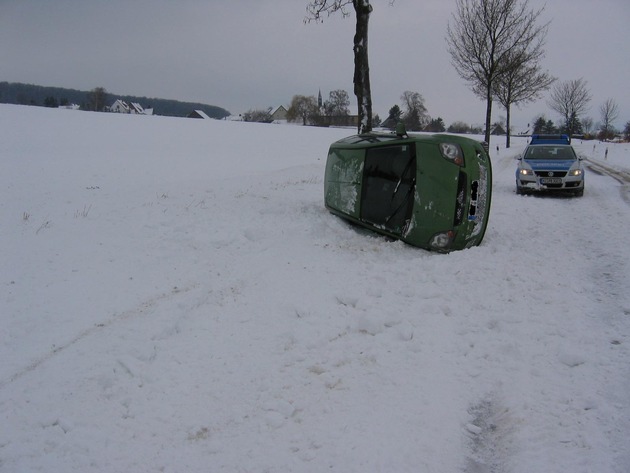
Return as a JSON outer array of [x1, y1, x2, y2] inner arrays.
[[525, 145, 575, 160]]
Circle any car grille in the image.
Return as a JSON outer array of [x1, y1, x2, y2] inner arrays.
[[534, 170, 567, 177], [454, 172, 466, 226]]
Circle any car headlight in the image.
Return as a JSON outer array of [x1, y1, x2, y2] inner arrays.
[[519, 168, 534, 176], [568, 169, 582, 176], [439, 143, 464, 166], [430, 230, 455, 250]]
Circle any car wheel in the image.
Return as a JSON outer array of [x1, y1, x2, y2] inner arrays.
[[574, 188, 584, 197]]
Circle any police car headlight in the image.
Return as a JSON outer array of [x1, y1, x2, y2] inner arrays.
[[519, 168, 534, 176], [568, 169, 582, 176]]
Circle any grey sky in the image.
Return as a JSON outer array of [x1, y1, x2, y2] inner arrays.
[[2, 0, 628, 131]]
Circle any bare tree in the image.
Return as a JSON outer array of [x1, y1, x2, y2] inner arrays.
[[400, 91, 428, 131], [493, 49, 555, 148], [446, 0, 548, 146], [599, 98, 619, 141], [306, 0, 375, 133], [286, 95, 319, 125], [547, 78, 591, 136], [87, 87, 108, 112], [581, 117, 594, 135], [243, 107, 274, 123], [325, 89, 351, 116]]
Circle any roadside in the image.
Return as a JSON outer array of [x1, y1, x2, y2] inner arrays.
[[583, 158, 630, 205]]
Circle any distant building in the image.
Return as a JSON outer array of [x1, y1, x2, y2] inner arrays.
[[188, 110, 211, 119], [491, 124, 506, 135], [109, 99, 153, 115], [324, 115, 360, 128], [271, 105, 288, 121]]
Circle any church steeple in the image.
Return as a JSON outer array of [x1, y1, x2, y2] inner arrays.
[[318, 89, 323, 109]]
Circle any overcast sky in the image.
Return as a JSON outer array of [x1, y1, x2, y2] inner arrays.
[[2, 0, 628, 130]]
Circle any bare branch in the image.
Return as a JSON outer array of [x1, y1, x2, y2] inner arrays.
[[446, 0, 549, 145], [599, 98, 619, 139], [305, 0, 353, 23], [547, 78, 592, 134]]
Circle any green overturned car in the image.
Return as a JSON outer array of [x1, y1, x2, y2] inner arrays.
[[324, 127, 492, 252]]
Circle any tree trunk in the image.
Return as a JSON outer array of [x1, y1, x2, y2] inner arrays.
[[505, 104, 511, 148], [353, 0, 372, 134], [484, 84, 492, 147]]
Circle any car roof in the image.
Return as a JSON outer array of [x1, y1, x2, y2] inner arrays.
[[332, 132, 483, 149], [529, 134, 571, 145]]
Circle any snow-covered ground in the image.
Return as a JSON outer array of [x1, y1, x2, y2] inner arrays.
[[2, 103, 629, 472]]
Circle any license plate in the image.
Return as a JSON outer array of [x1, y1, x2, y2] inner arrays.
[[540, 178, 562, 184]]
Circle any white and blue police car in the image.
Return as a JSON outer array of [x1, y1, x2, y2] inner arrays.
[[516, 134, 584, 197]]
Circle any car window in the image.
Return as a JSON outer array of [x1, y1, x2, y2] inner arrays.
[[526, 146, 575, 160], [360, 145, 416, 233]]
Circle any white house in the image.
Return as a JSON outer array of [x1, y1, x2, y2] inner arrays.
[[187, 110, 211, 119], [271, 105, 288, 121], [109, 100, 153, 115]]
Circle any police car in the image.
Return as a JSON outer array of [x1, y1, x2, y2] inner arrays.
[[516, 134, 584, 197]]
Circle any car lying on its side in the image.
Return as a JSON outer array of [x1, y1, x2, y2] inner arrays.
[[516, 134, 584, 196], [324, 126, 492, 252]]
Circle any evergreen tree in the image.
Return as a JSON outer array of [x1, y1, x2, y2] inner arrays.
[[532, 116, 546, 133], [562, 111, 582, 136], [448, 121, 471, 134], [387, 105, 402, 122], [404, 108, 422, 131], [44, 96, 58, 108], [425, 117, 446, 132], [543, 119, 557, 134]]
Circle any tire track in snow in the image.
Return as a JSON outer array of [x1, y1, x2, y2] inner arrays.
[[584, 158, 630, 206], [0, 284, 196, 390], [464, 396, 514, 473]]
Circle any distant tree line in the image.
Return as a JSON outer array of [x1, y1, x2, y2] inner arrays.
[[0, 82, 230, 119], [285, 88, 469, 135], [529, 78, 626, 141]]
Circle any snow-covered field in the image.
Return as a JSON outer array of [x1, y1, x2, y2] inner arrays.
[[2, 103, 629, 472]]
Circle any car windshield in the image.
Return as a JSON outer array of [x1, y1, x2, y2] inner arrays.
[[525, 145, 575, 160]]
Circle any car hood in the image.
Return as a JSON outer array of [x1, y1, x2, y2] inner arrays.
[[524, 159, 577, 171]]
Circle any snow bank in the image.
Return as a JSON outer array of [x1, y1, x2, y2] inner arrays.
[[2, 104, 629, 472]]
